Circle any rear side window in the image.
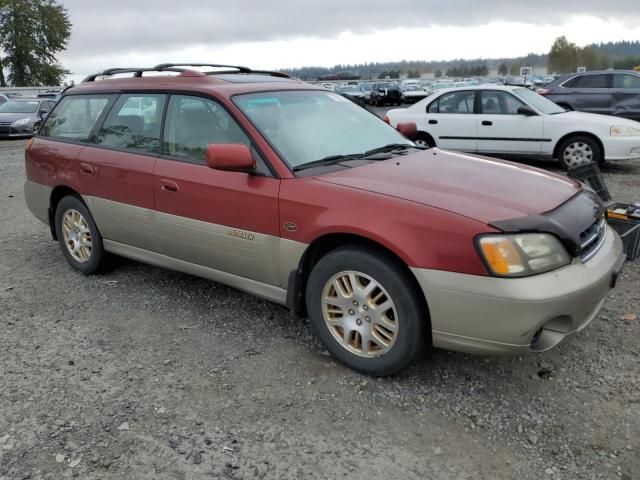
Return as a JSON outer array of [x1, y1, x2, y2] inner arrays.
[[162, 95, 250, 163], [613, 74, 640, 89], [39, 95, 112, 142], [95, 94, 166, 154], [565, 74, 609, 89], [428, 91, 475, 114]]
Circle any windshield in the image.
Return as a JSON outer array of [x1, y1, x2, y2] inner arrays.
[[234, 90, 412, 170], [513, 88, 566, 114], [0, 101, 39, 113]]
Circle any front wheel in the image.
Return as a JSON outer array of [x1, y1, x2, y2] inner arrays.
[[557, 135, 602, 170], [306, 246, 427, 376], [54, 195, 107, 275]]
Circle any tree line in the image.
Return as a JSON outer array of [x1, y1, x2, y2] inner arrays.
[[284, 40, 639, 80]]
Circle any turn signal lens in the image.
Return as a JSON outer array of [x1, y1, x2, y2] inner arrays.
[[25, 137, 35, 151], [479, 238, 525, 275], [383, 115, 390, 124], [478, 233, 571, 278]]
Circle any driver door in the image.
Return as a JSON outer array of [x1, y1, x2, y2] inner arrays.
[[476, 90, 544, 155], [153, 94, 282, 286]]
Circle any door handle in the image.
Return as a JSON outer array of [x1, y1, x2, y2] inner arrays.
[[79, 163, 93, 175], [428, 119, 438, 124], [482, 120, 493, 126], [160, 179, 179, 193]]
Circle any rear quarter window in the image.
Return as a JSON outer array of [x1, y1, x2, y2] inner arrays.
[[39, 95, 113, 142]]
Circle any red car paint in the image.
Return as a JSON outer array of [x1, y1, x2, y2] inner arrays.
[[25, 74, 584, 277]]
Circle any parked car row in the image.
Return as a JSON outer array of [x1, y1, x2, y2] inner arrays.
[[538, 70, 640, 122], [0, 98, 56, 138], [385, 84, 640, 169], [24, 64, 625, 376]]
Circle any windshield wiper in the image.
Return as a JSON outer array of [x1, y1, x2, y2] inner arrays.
[[364, 143, 414, 156], [293, 154, 365, 171]]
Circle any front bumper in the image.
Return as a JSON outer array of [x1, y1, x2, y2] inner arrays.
[[603, 136, 640, 161], [0, 124, 35, 138], [411, 226, 624, 355]]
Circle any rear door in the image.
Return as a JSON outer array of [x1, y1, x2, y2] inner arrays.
[[612, 73, 640, 122], [423, 90, 477, 152], [563, 73, 612, 115], [153, 94, 282, 286], [476, 90, 544, 155], [76, 93, 166, 250]]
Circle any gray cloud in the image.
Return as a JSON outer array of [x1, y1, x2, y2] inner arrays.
[[60, 0, 639, 56]]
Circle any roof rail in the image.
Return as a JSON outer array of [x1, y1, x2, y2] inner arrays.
[[154, 63, 292, 78], [81, 63, 294, 83], [82, 66, 186, 83], [154, 63, 252, 73]]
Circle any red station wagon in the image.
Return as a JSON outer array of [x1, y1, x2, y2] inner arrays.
[[24, 64, 625, 375]]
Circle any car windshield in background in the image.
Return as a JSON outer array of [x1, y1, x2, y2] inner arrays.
[[0, 101, 39, 113], [513, 88, 566, 115], [234, 90, 412, 169]]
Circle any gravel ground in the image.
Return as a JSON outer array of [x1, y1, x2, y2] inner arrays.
[[1, 137, 639, 480]]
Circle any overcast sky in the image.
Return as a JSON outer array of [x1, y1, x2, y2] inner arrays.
[[58, 0, 640, 81]]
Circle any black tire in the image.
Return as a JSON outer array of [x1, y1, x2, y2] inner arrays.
[[414, 132, 435, 149], [306, 246, 427, 376], [557, 135, 602, 170], [54, 195, 107, 275]]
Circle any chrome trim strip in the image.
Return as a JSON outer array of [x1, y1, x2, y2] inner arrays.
[[103, 239, 288, 305], [581, 224, 608, 263]]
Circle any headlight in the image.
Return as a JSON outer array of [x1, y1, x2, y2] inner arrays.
[[477, 233, 571, 277], [610, 125, 640, 136], [11, 117, 32, 127]]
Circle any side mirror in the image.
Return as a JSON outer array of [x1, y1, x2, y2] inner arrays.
[[517, 106, 537, 116], [205, 144, 255, 172], [396, 122, 417, 140], [39, 110, 49, 119]]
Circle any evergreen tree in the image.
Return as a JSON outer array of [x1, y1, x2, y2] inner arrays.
[[0, 0, 71, 86]]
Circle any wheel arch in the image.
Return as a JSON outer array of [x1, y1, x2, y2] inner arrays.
[[286, 232, 431, 342], [553, 131, 605, 161], [416, 130, 437, 147], [48, 185, 84, 240]]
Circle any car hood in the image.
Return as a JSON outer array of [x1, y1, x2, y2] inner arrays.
[[313, 149, 581, 224], [552, 110, 639, 127], [0, 112, 36, 122]]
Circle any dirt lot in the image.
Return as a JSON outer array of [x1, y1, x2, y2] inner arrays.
[[1, 138, 639, 480]]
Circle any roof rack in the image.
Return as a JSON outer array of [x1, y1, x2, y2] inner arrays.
[[154, 63, 292, 79], [81, 63, 293, 83], [82, 67, 186, 82]]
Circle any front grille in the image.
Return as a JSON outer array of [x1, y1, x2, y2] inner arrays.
[[0, 121, 11, 126], [580, 216, 607, 262]]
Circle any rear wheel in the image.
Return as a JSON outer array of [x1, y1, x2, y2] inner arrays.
[[306, 246, 427, 376], [54, 195, 107, 275], [414, 132, 435, 149], [557, 135, 602, 170]]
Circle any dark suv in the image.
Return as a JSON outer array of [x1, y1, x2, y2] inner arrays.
[[539, 70, 640, 122], [369, 82, 402, 106]]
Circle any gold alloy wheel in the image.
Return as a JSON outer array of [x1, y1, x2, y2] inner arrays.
[[61, 209, 92, 263], [321, 271, 398, 358]]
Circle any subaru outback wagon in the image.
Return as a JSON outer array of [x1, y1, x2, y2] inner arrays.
[[25, 63, 625, 375]]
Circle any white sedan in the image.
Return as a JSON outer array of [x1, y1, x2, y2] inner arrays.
[[385, 85, 640, 169]]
